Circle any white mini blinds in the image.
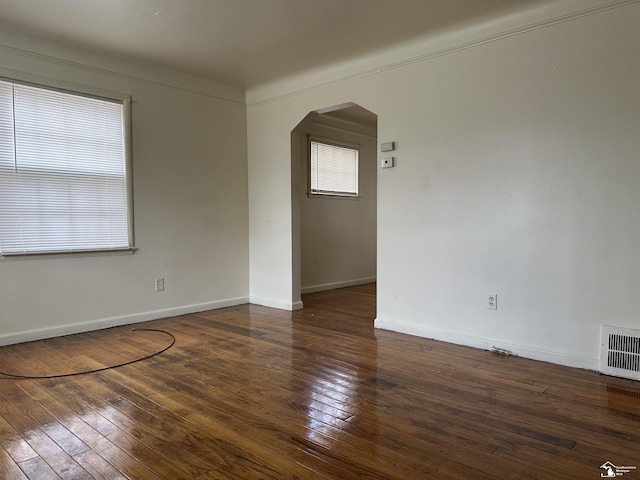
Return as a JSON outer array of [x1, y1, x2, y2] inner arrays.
[[310, 140, 359, 197], [0, 79, 133, 256]]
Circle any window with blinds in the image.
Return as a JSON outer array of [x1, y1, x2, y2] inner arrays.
[[0, 79, 133, 256], [310, 140, 359, 197]]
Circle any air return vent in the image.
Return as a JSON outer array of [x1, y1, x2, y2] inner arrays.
[[600, 326, 640, 381]]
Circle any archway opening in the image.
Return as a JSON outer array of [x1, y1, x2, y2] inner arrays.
[[291, 102, 378, 310]]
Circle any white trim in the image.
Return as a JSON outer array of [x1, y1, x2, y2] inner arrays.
[[310, 135, 361, 151], [1, 247, 136, 260], [123, 96, 135, 249], [309, 122, 376, 140], [0, 36, 244, 104], [246, 0, 639, 106], [301, 277, 376, 295], [250, 295, 303, 311], [0, 296, 249, 347], [374, 317, 599, 372]]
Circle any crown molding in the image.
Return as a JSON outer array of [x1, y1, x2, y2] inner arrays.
[[0, 31, 245, 105], [246, 0, 639, 107]]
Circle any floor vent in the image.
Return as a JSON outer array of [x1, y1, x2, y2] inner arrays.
[[601, 326, 640, 381]]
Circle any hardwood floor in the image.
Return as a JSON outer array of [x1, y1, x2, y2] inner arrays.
[[1, 283, 640, 479]]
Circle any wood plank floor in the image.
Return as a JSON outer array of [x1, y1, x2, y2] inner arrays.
[[1, 283, 640, 479]]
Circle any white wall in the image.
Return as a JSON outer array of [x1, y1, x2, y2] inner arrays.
[[0, 32, 249, 345], [294, 111, 377, 294], [247, 1, 640, 370], [247, 104, 298, 310]]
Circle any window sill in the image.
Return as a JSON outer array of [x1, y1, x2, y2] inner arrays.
[[308, 193, 361, 199], [0, 247, 137, 261]]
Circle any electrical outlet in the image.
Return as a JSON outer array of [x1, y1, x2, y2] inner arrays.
[[487, 294, 497, 310], [155, 277, 165, 292]]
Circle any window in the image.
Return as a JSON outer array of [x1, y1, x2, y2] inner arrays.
[[0, 78, 133, 256], [309, 139, 359, 197]]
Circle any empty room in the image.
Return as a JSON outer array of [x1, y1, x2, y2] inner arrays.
[[0, 0, 639, 478]]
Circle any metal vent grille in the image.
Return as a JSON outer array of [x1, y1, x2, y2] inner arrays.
[[601, 326, 640, 381]]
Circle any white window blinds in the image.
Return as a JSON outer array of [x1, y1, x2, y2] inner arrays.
[[0, 79, 132, 256], [310, 140, 359, 196]]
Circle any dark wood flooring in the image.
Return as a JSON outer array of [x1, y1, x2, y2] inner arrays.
[[1, 283, 640, 479]]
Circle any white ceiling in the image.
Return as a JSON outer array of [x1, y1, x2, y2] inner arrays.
[[0, 0, 562, 90]]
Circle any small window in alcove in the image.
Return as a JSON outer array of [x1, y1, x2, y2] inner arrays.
[[309, 139, 359, 197]]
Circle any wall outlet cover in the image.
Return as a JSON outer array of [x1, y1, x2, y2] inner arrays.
[[487, 294, 497, 309]]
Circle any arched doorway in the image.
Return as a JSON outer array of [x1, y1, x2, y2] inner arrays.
[[291, 102, 378, 306]]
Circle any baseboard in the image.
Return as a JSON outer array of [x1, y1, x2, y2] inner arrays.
[[250, 295, 303, 311], [374, 317, 599, 372], [301, 277, 376, 295], [0, 296, 249, 347]]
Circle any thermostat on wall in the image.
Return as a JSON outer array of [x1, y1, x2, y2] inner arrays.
[[381, 157, 394, 169], [381, 141, 395, 152]]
